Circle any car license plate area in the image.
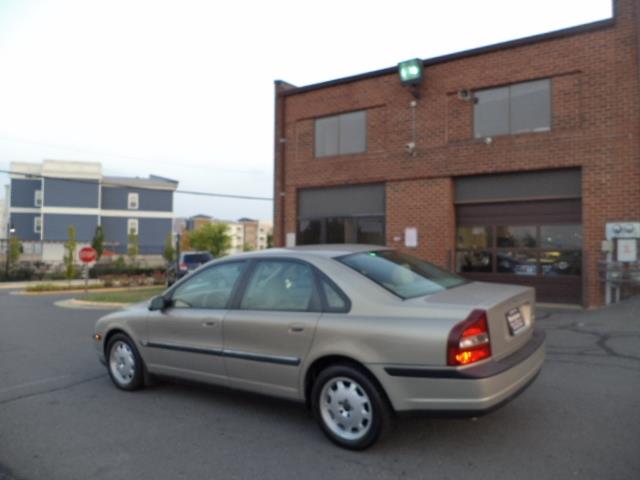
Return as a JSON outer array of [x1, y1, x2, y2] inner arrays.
[[506, 307, 526, 336]]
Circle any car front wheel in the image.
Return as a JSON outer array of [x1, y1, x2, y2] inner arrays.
[[107, 333, 144, 391], [311, 364, 391, 450]]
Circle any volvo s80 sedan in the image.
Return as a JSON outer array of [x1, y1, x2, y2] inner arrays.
[[94, 245, 545, 450]]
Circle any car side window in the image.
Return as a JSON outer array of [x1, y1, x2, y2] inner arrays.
[[320, 277, 349, 313], [240, 260, 314, 312], [171, 261, 246, 309]]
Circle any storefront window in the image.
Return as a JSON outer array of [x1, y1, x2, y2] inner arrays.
[[456, 251, 493, 273], [326, 218, 356, 243], [541, 225, 582, 249], [299, 220, 322, 245], [299, 216, 384, 245], [496, 250, 537, 275], [456, 226, 492, 249], [457, 224, 581, 278], [540, 251, 582, 276], [496, 226, 537, 248], [357, 218, 385, 245]]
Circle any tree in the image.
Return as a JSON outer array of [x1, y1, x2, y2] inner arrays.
[[63, 225, 77, 283], [127, 230, 139, 266], [266, 233, 273, 249], [188, 223, 231, 257], [243, 242, 254, 252], [163, 232, 175, 264], [91, 225, 105, 260], [179, 230, 191, 252], [8, 235, 21, 271]]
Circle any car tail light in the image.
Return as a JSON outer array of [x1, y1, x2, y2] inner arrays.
[[447, 309, 491, 366], [179, 262, 187, 270]]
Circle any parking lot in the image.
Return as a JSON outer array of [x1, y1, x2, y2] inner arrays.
[[1, 289, 639, 480]]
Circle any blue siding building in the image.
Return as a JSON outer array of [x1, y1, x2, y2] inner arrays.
[[7, 160, 178, 262]]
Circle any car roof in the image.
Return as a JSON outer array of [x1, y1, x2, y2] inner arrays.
[[229, 244, 392, 260]]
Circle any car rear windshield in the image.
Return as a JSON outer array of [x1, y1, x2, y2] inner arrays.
[[338, 250, 467, 299], [183, 253, 212, 264]]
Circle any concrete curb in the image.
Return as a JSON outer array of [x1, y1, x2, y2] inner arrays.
[[14, 286, 161, 296], [54, 298, 128, 310]]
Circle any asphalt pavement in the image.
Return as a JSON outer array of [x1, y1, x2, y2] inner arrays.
[[0, 289, 639, 480]]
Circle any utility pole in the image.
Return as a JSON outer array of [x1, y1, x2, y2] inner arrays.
[[175, 232, 181, 272]]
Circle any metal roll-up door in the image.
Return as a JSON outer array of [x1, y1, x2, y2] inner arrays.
[[454, 170, 583, 305]]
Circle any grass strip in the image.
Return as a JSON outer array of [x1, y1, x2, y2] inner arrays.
[[79, 286, 166, 304]]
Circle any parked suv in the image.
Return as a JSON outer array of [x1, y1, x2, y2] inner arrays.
[[166, 251, 213, 286]]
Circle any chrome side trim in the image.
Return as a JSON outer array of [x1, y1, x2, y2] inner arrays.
[[143, 341, 300, 366], [224, 349, 300, 366], [145, 341, 223, 357]]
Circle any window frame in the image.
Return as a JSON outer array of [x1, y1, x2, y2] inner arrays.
[[34, 189, 43, 207], [315, 269, 352, 314], [127, 192, 139, 210], [127, 218, 139, 236], [456, 223, 582, 277], [314, 110, 368, 158], [473, 78, 551, 139], [33, 216, 42, 234], [234, 258, 323, 313], [165, 259, 249, 310], [297, 215, 386, 246]]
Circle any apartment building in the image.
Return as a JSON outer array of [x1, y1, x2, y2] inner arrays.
[[7, 160, 178, 262]]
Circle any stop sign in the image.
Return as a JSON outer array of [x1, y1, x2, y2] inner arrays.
[[79, 246, 98, 263]]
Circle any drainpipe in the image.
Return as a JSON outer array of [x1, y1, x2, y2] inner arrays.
[[274, 80, 296, 247]]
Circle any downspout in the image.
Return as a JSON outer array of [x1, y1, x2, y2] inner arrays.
[[274, 80, 296, 247]]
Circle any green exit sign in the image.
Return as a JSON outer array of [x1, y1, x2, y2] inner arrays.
[[398, 58, 423, 86]]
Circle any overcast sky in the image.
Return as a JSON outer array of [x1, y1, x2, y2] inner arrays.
[[0, 0, 612, 221]]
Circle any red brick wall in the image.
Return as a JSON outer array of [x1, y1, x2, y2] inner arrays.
[[275, 0, 640, 307], [386, 178, 455, 269]]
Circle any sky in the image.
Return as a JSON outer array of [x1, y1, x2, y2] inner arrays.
[[0, 0, 613, 221]]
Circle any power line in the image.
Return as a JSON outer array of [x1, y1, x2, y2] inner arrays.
[[0, 168, 273, 202]]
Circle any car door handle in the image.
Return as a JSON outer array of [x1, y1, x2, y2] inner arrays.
[[202, 321, 216, 327], [288, 324, 304, 333]]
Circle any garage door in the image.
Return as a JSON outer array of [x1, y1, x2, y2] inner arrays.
[[454, 170, 582, 305]]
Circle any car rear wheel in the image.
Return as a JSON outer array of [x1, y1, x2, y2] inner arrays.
[[107, 334, 144, 391], [311, 364, 391, 450]]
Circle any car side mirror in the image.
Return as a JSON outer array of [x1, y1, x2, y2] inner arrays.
[[149, 295, 169, 311]]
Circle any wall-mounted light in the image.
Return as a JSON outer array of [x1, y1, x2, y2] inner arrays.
[[398, 58, 424, 87]]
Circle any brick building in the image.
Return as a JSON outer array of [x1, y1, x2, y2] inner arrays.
[[273, 0, 640, 306]]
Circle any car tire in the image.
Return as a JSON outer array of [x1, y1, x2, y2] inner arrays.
[[311, 364, 392, 450], [106, 333, 145, 391]]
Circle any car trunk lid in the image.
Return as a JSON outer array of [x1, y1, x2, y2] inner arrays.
[[420, 281, 535, 361]]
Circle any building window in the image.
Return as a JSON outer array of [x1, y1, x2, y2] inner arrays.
[[127, 219, 139, 235], [298, 216, 385, 246], [127, 192, 139, 210], [315, 110, 367, 157], [33, 217, 42, 234], [456, 224, 582, 277], [34, 190, 43, 207], [474, 79, 551, 138]]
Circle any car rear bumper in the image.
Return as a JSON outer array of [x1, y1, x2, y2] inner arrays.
[[372, 329, 545, 412]]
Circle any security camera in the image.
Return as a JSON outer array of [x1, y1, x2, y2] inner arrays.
[[405, 142, 416, 154], [457, 89, 472, 101]]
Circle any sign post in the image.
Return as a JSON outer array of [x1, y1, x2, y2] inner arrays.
[[78, 246, 98, 294]]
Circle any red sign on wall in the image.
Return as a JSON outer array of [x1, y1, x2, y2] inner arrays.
[[79, 246, 98, 264]]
